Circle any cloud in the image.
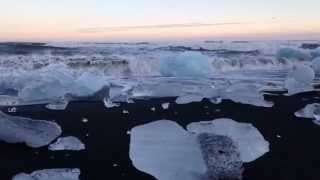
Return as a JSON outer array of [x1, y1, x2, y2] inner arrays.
[[78, 22, 250, 33]]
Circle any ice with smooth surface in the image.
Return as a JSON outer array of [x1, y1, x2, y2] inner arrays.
[[295, 103, 320, 125], [12, 168, 80, 180], [48, 136, 85, 151], [285, 65, 315, 95], [130, 120, 207, 180], [160, 51, 213, 77], [0, 111, 62, 148], [187, 118, 270, 162], [311, 57, 320, 73]]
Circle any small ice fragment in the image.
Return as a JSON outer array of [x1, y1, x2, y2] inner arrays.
[[123, 110, 129, 114], [150, 107, 156, 112], [175, 95, 204, 104], [311, 57, 320, 73], [12, 168, 81, 180], [295, 103, 320, 125], [161, 103, 170, 110], [45, 101, 69, 110], [285, 65, 315, 95], [187, 118, 270, 163], [81, 117, 88, 123], [48, 136, 85, 151], [0, 111, 61, 148], [103, 98, 120, 108], [276, 134, 282, 138]]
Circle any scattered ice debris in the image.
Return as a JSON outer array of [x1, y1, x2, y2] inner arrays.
[[160, 51, 213, 77], [295, 103, 320, 125], [187, 118, 270, 162], [0, 95, 19, 106], [81, 117, 88, 123], [285, 65, 315, 95], [45, 101, 69, 110], [12, 168, 80, 180], [0, 111, 61, 148], [122, 110, 129, 114], [48, 136, 85, 151], [161, 103, 170, 110], [276, 48, 311, 61], [130, 119, 269, 180]]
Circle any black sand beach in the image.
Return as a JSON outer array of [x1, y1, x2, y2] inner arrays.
[[0, 91, 319, 180]]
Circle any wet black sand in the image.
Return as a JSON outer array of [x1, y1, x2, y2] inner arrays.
[[0, 91, 320, 180]]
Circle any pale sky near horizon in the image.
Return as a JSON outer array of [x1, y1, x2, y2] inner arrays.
[[0, 0, 320, 42]]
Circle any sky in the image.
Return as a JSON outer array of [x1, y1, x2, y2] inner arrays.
[[0, 0, 320, 42]]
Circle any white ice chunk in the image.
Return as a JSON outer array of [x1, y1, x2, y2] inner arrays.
[[311, 57, 320, 73], [187, 118, 270, 162], [295, 103, 320, 125], [221, 83, 273, 107], [161, 103, 170, 110], [160, 52, 213, 77], [45, 101, 69, 110], [0, 111, 62, 148], [12, 168, 80, 180], [285, 65, 315, 95], [130, 120, 207, 180], [49, 136, 85, 151]]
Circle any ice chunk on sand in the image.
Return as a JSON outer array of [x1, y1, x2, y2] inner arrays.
[[221, 83, 273, 107], [130, 120, 207, 180], [12, 168, 80, 180], [160, 51, 213, 77], [295, 103, 320, 125], [49, 136, 85, 151], [45, 101, 69, 110], [130, 119, 269, 180], [161, 103, 170, 110], [0, 111, 61, 148], [285, 65, 315, 95], [276, 48, 311, 61], [187, 119, 270, 162], [311, 57, 320, 73]]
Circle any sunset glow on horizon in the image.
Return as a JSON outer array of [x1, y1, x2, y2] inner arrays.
[[1, 0, 320, 42]]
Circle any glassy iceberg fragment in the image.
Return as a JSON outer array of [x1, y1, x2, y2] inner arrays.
[[160, 51, 213, 77], [187, 118, 270, 162], [45, 101, 69, 110], [0, 111, 61, 148], [276, 48, 311, 61], [48, 136, 85, 151], [129, 120, 207, 180], [12, 168, 80, 180], [311, 57, 320, 73], [285, 65, 315, 95], [295, 103, 320, 125]]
